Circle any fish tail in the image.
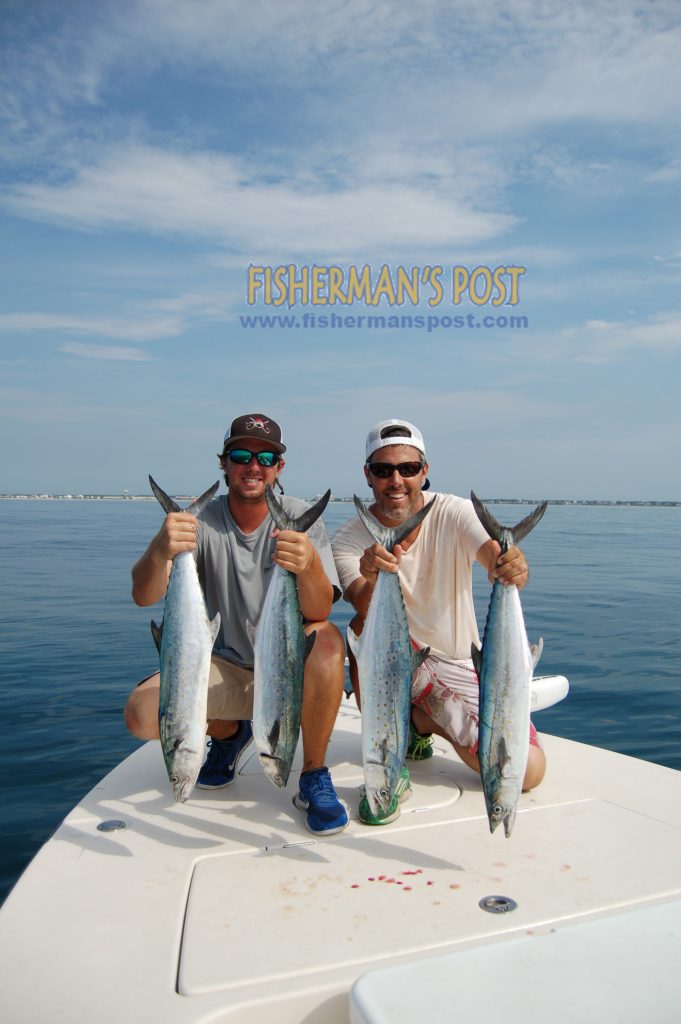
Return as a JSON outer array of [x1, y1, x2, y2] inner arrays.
[[470, 491, 547, 550], [265, 486, 331, 533], [149, 476, 219, 517], [353, 495, 434, 552], [511, 502, 548, 544], [185, 481, 220, 517]]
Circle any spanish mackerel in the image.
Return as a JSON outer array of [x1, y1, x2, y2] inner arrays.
[[471, 491, 546, 837], [252, 486, 331, 788], [349, 496, 433, 815], [149, 476, 221, 803]]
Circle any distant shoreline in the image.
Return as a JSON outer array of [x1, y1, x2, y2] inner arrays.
[[1, 494, 679, 508]]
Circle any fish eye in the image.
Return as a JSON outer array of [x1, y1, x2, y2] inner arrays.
[[492, 804, 504, 819], [170, 775, 179, 784], [379, 787, 389, 799]]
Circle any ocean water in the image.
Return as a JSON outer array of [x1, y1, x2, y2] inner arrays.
[[1, 497, 679, 905]]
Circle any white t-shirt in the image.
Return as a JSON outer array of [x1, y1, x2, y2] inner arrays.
[[331, 492, 489, 661]]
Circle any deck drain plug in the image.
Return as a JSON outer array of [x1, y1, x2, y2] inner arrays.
[[97, 819, 128, 832], [479, 895, 517, 914]]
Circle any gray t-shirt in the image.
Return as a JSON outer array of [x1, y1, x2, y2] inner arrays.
[[195, 494, 340, 669]]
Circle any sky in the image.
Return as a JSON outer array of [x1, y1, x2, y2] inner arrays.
[[1, 0, 680, 501]]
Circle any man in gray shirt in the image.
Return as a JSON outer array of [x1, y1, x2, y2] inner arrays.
[[124, 413, 348, 835]]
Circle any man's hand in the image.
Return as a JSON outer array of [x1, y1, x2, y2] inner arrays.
[[272, 529, 315, 575], [149, 513, 198, 563], [488, 542, 529, 589], [359, 541, 403, 580], [132, 512, 198, 607]]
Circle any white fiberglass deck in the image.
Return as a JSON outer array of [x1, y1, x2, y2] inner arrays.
[[2, 698, 681, 1023]]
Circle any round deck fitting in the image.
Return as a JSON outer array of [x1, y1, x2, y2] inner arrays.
[[479, 895, 518, 914], [97, 819, 128, 832]]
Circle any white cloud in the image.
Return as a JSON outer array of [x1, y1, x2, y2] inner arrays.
[[59, 342, 151, 361], [574, 312, 681, 360], [3, 145, 517, 255], [0, 310, 182, 342], [4, 1, 681, 199], [517, 310, 681, 364]]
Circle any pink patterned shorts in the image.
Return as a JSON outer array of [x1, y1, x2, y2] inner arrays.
[[410, 650, 540, 756]]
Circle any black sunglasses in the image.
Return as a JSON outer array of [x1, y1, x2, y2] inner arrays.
[[366, 460, 425, 479], [223, 448, 280, 467]]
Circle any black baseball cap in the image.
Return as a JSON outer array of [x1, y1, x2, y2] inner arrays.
[[222, 413, 286, 454]]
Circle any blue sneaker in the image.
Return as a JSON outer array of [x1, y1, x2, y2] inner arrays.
[[293, 767, 349, 835], [196, 720, 253, 789]]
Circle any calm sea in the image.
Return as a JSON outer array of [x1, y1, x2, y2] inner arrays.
[[1, 498, 680, 904]]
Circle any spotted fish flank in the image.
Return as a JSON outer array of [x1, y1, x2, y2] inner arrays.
[[252, 486, 331, 788], [349, 496, 433, 816], [149, 476, 221, 803], [471, 491, 546, 837]]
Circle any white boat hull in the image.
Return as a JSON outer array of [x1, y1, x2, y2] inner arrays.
[[2, 689, 681, 1023]]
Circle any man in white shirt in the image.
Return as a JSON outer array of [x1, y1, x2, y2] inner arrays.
[[331, 418, 546, 824]]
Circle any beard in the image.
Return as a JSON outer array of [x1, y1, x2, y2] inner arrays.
[[223, 472, 267, 503], [373, 493, 422, 523]]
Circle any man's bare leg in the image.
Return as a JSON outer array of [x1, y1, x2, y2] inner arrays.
[[300, 620, 346, 773], [411, 704, 546, 790]]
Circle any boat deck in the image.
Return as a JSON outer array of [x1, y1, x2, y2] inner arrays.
[[2, 699, 681, 1023]]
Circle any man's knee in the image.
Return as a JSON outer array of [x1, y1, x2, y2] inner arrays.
[[305, 620, 344, 668], [522, 744, 546, 791], [123, 679, 160, 740]]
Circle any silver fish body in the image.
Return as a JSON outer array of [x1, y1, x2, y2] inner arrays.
[[252, 487, 331, 788], [349, 496, 433, 816], [149, 476, 220, 803], [471, 492, 546, 836]]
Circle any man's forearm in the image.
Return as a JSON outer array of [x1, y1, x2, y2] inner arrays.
[[131, 548, 170, 607], [296, 549, 333, 621], [344, 573, 378, 620]]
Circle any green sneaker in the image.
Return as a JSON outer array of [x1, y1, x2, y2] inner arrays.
[[406, 722, 433, 760], [358, 766, 412, 826]]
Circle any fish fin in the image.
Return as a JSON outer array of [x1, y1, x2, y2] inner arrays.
[[504, 806, 517, 838], [245, 620, 256, 646], [293, 489, 331, 533], [511, 502, 548, 544], [471, 642, 482, 677], [265, 486, 331, 533], [411, 645, 430, 672], [184, 481, 220, 517], [267, 719, 280, 752], [470, 491, 505, 546], [149, 476, 182, 514], [531, 637, 544, 669], [498, 737, 512, 777], [304, 631, 317, 661], [346, 625, 359, 660], [353, 494, 433, 552], [470, 491, 547, 550], [209, 611, 221, 645], [149, 475, 219, 518], [150, 619, 163, 652]]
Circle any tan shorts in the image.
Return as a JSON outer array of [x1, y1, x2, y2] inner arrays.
[[137, 655, 254, 721], [205, 656, 254, 720]]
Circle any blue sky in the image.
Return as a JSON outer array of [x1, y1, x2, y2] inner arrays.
[[1, 0, 680, 500]]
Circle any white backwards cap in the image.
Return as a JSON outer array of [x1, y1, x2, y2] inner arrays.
[[365, 419, 426, 462]]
